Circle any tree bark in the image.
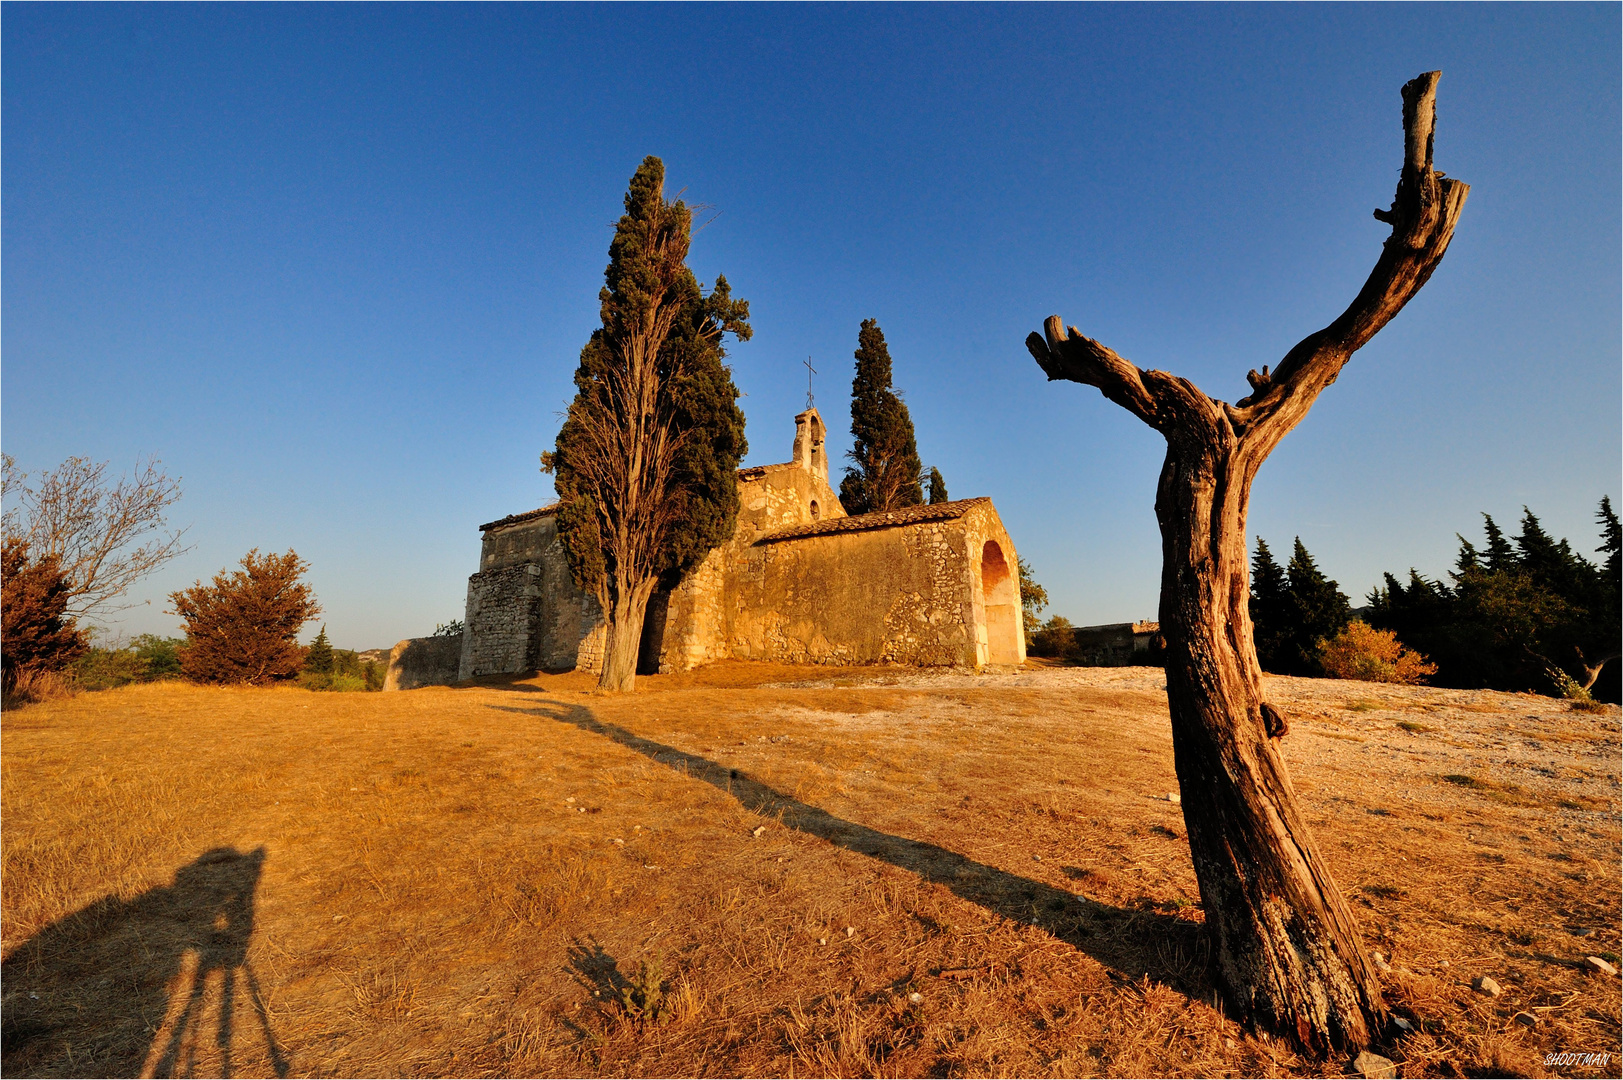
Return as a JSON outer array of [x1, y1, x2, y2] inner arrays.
[[598, 577, 657, 693], [1027, 72, 1468, 1053]]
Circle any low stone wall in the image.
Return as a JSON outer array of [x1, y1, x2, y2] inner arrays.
[[384, 635, 464, 691]]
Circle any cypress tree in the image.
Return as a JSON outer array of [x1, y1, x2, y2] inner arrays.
[[839, 320, 923, 515], [1249, 538, 1291, 673], [926, 467, 949, 505], [544, 157, 750, 692], [305, 625, 334, 675], [1283, 538, 1352, 673], [1481, 514, 1516, 571]]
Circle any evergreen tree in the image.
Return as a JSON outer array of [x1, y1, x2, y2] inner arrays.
[[926, 467, 949, 505], [1248, 538, 1291, 672], [1481, 514, 1516, 571], [839, 320, 922, 515], [543, 157, 750, 692], [1283, 538, 1352, 673], [169, 549, 320, 685], [305, 625, 334, 675]]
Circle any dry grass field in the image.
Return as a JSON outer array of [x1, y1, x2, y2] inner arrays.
[[2, 662, 1619, 1078]]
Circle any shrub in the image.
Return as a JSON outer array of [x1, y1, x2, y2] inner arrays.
[[1316, 620, 1437, 685], [169, 549, 320, 684], [73, 645, 150, 690], [1029, 616, 1075, 659], [130, 634, 184, 679]]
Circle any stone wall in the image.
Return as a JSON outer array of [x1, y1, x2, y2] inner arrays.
[[457, 408, 1024, 676], [384, 634, 463, 690], [655, 497, 1024, 671], [458, 510, 602, 679]]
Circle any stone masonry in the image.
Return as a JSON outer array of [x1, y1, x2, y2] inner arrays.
[[445, 406, 1024, 683]]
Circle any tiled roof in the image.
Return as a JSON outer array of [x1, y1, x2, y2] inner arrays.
[[758, 498, 990, 544], [480, 503, 560, 532]]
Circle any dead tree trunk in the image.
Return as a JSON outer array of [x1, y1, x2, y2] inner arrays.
[[1027, 73, 1468, 1052]]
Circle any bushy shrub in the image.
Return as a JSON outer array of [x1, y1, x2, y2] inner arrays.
[[169, 549, 319, 684], [299, 646, 382, 692], [1316, 620, 1437, 685], [1029, 616, 1075, 659]]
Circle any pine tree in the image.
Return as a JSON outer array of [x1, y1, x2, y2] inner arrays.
[[305, 625, 334, 675], [926, 467, 949, 505], [543, 157, 750, 692], [1248, 538, 1290, 672], [839, 320, 922, 515], [1283, 538, 1352, 674]]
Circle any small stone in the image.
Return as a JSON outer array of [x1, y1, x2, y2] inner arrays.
[[751, 825, 766, 838], [1570, 927, 1596, 938], [1033, 854, 1042, 862], [1372, 951, 1393, 975], [908, 992, 923, 1004], [1391, 1017, 1413, 1033], [1437, 959, 1449, 968], [845, 926, 855, 938], [1168, 792, 1182, 804], [565, 797, 575, 804], [1353, 1050, 1397, 1079], [1585, 955, 1618, 976], [1474, 975, 1502, 997], [1224, 1037, 1236, 1050], [818, 938, 827, 946], [1513, 1011, 1537, 1027], [1350, 1045, 1402, 1071]]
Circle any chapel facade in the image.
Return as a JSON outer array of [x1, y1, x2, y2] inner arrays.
[[452, 407, 1025, 680]]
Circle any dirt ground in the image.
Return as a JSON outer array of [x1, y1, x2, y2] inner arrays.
[[2, 662, 1618, 1078]]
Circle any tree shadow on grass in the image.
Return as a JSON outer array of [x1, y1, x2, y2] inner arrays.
[[493, 700, 1213, 1002], [1, 846, 289, 1079]]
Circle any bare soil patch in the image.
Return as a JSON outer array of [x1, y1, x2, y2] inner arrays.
[[2, 665, 1618, 1077]]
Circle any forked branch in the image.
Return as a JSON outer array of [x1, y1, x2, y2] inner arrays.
[[1027, 72, 1469, 452]]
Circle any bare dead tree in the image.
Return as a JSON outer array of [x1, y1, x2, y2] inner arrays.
[[2, 453, 190, 624], [1026, 73, 1468, 1052]]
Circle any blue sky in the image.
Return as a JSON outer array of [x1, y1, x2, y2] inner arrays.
[[4, 4, 1618, 649]]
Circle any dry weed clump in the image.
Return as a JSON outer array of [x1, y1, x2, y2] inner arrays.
[[1, 667, 1618, 1078]]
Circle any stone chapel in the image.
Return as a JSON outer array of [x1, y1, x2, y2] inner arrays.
[[390, 408, 1025, 686]]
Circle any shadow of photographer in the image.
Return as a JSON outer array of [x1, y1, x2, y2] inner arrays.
[[2, 845, 289, 1078], [494, 699, 1210, 1001]]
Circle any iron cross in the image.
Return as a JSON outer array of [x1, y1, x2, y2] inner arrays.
[[804, 357, 817, 410]]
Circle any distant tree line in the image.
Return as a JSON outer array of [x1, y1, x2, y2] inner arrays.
[[1367, 500, 1619, 702]]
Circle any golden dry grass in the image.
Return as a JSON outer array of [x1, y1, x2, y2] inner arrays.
[[2, 663, 1618, 1078]]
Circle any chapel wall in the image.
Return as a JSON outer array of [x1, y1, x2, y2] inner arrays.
[[459, 514, 602, 679]]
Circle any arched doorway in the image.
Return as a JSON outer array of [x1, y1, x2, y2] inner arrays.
[[980, 540, 1022, 666]]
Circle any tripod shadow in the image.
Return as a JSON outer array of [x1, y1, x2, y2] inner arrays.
[[1, 846, 289, 1078], [493, 700, 1209, 998]]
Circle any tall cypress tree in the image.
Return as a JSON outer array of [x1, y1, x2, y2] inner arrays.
[[1283, 538, 1352, 674], [1481, 514, 1517, 571], [544, 157, 750, 692], [926, 467, 949, 505], [839, 320, 923, 515], [1249, 538, 1290, 672]]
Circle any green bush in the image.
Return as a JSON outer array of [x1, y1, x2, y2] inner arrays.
[[299, 647, 382, 692]]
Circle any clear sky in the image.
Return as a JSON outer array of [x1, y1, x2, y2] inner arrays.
[[4, 4, 1619, 649]]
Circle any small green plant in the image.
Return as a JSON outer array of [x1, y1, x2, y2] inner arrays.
[[1442, 774, 1484, 788], [618, 957, 669, 1023], [1396, 720, 1435, 733]]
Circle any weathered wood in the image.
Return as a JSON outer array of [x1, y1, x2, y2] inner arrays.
[[1027, 73, 1468, 1053]]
